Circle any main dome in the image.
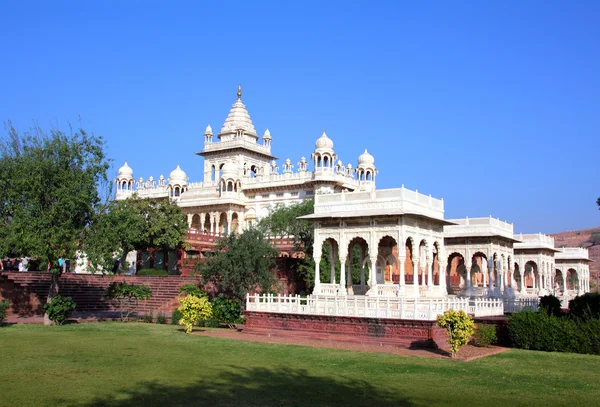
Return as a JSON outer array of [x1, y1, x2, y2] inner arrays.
[[169, 165, 187, 184], [117, 162, 134, 179], [219, 86, 257, 138], [358, 149, 375, 167], [315, 131, 334, 150]]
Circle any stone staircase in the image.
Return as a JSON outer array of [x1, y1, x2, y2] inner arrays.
[[0, 272, 200, 317]]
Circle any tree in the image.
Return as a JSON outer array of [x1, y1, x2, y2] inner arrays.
[[104, 281, 152, 322], [177, 295, 212, 334], [85, 195, 188, 273], [436, 309, 475, 358], [0, 121, 111, 324], [196, 228, 278, 301]]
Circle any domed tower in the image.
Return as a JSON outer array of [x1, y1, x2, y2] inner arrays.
[[262, 129, 272, 148], [219, 159, 241, 197], [116, 162, 134, 191], [356, 149, 377, 190], [311, 131, 337, 171], [168, 165, 188, 198], [204, 125, 213, 144], [115, 162, 135, 200]]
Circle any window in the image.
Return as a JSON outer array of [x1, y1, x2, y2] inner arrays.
[[276, 193, 284, 197], [306, 190, 314, 196], [291, 191, 299, 196], [247, 195, 255, 200], [262, 194, 270, 198]]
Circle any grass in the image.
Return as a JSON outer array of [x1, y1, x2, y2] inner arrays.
[[0, 323, 598, 407]]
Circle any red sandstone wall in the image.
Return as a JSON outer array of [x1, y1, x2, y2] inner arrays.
[[0, 272, 200, 317]]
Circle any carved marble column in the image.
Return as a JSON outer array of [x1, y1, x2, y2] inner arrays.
[[339, 255, 347, 296]]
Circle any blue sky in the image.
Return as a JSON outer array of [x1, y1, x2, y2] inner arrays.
[[1, 1, 599, 234]]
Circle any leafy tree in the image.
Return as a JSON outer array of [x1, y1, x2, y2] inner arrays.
[[211, 294, 242, 326], [0, 121, 111, 325], [179, 283, 207, 298], [105, 282, 152, 322], [85, 195, 188, 273], [196, 228, 278, 301]]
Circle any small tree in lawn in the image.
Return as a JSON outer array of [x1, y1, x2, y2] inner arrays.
[[105, 282, 152, 322], [196, 228, 278, 302], [436, 309, 475, 358], [178, 295, 212, 334]]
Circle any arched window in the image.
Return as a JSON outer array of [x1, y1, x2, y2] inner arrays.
[[323, 156, 329, 167], [211, 165, 216, 182], [174, 186, 180, 197], [366, 171, 371, 181], [122, 181, 127, 190]]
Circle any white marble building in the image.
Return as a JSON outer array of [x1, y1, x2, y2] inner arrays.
[[115, 87, 590, 317]]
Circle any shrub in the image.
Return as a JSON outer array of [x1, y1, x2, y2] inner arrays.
[[171, 308, 183, 325], [42, 295, 76, 325], [211, 294, 242, 326], [0, 299, 9, 326], [472, 323, 497, 347], [569, 293, 600, 321], [508, 310, 600, 354], [143, 312, 154, 323], [137, 269, 169, 276], [156, 312, 167, 324], [436, 309, 475, 357], [179, 283, 206, 298], [539, 295, 563, 317], [105, 282, 152, 322], [177, 294, 212, 334]]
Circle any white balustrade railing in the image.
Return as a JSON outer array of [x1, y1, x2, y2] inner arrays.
[[503, 298, 539, 313], [246, 294, 505, 321]]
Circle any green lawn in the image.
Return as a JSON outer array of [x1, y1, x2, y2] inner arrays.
[[0, 323, 598, 407]]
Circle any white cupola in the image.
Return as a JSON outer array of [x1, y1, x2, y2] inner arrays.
[[312, 131, 337, 169]]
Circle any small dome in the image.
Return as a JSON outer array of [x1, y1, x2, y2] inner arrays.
[[285, 158, 291, 164], [263, 129, 272, 140], [315, 131, 334, 150], [169, 165, 187, 184], [159, 174, 165, 181], [358, 149, 375, 167], [117, 162, 134, 179], [337, 160, 343, 166], [221, 160, 238, 178], [148, 176, 154, 182], [204, 125, 213, 135], [347, 163, 353, 168], [300, 156, 306, 162]]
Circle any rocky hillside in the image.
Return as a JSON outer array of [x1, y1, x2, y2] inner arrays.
[[550, 226, 600, 289]]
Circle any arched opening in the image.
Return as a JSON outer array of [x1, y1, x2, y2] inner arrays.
[[418, 240, 428, 286], [555, 269, 564, 295], [319, 238, 341, 285], [567, 268, 579, 290], [203, 214, 211, 233], [174, 186, 180, 197], [524, 261, 538, 289], [121, 180, 127, 190], [471, 252, 487, 287], [218, 163, 224, 180], [447, 252, 466, 294], [231, 213, 239, 234], [211, 165, 216, 182], [404, 238, 414, 285], [227, 181, 233, 192], [347, 237, 369, 293], [377, 236, 398, 284], [191, 214, 201, 230], [249, 165, 257, 178], [432, 242, 440, 285], [218, 213, 227, 235], [507, 256, 513, 287], [323, 156, 329, 168], [366, 171, 371, 181], [513, 263, 521, 291]]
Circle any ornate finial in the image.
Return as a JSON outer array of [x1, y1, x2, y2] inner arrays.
[[237, 84, 242, 100]]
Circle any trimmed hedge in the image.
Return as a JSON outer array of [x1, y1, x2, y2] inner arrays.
[[137, 269, 169, 276], [508, 310, 600, 355], [539, 295, 563, 317], [569, 293, 600, 321]]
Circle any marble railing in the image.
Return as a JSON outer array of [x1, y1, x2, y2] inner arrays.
[[246, 294, 505, 320]]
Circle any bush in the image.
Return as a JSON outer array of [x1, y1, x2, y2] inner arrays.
[[508, 310, 600, 355], [43, 295, 76, 325], [179, 283, 206, 298], [211, 294, 242, 325], [177, 295, 212, 334], [436, 309, 475, 357], [143, 312, 154, 323], [105, 282, 152, 322], [0, 299, 9, 326], [539, 295, 563, 317], [156, 312, 167, 324], [472, 323, 497, 347], [171, 308, 183, 325], [569, 293, 600, 321], [137, 269, 169, 276], [199, 319, 220, 328]]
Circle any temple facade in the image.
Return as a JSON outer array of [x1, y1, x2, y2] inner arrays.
[[115, 87, 590, 310]]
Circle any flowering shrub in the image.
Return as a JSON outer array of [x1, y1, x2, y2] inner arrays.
[[178, 295, 212, 334], [436, 309, 475, 357]]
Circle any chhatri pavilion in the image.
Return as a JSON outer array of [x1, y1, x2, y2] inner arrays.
[[115, 86, 590, 319]]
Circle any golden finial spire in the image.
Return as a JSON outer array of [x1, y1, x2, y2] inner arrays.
[[237, 84, 242, 100]]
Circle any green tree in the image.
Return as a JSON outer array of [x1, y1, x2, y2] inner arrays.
[[0, 121, 110, 325], [196, 228, 278, 301], [85, 195, 188, 273]]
